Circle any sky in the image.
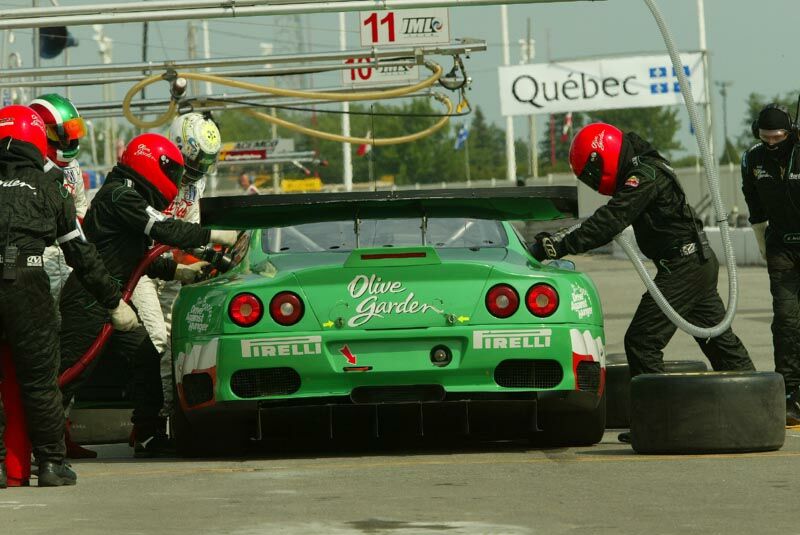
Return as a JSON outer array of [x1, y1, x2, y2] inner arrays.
[[0, 0, 797, 161]]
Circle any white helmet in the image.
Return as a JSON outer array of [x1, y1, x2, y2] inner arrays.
[[168, 112, 221, 183]]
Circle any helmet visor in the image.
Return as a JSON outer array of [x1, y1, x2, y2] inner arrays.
[[45, 117, 87, 146], [185, 150, 218, 178], [159, 154, 184, 185], [759, 129, 790, 146], [577, 152, 603, 190]]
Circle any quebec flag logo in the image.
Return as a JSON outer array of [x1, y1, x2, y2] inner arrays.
[[648, 64, 691, 95]]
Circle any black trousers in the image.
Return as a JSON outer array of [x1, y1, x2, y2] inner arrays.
[[0, 268, 66, 463], [624, 250, 754, 377], [766, 243, 800, 394], [58, 274, 164, 434]]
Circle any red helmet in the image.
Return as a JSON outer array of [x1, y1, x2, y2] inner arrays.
[[569, 123, 623, 196], [0, 105, 48, 158], [120, 133, 184, 203]]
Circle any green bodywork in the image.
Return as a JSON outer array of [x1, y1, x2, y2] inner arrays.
[[172, 190, 605, 411]]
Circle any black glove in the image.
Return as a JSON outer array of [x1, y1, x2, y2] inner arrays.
[[528, 232, 565, 261]]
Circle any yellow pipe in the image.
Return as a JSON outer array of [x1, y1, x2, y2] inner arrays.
[[245, 95, 454, 146], [122, 63, 443, 129]]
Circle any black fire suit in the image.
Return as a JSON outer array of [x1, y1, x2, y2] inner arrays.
[[560, 155, 754, 376], [59, 164, 210, 436], [0, 138, 121, 465], [742, 141, 800, 394]]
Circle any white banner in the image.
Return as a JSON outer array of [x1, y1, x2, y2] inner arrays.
[[359, 8, 450, 47], [342, 57, 420, 86], [498, 52, 706, 116]]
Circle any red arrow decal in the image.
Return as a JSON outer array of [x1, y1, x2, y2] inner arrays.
[[339, 345, 357, 365]]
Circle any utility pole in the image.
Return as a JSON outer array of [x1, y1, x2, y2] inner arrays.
[[463, 131, 471, 183], [518, 17, 537, 178], [696, 0, 715, 161], [93, 25, 114, 168], [339, 12, 353, 191], [500, 5, 516, 184], [201, 20, 212, 96], [32, 0, 40, 71], [715, 80, 733, 164], [187, 21, 198, 96]]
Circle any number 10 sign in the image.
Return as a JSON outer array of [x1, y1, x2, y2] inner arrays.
[[358, 8, 451, 47]]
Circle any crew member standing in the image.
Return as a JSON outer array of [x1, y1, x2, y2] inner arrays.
[[131, 112, 222, 418], [58, 133, 237, 458], [29, 94, 90, 310], [0, 105, 138, 487], [741, 103, 800, 425], [530, 123, 755, 440]]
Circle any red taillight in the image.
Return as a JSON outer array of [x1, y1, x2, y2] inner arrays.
[[485, 284, 520, 318], [229, 293, 263, 327], [526, 283, 559, 317], [269, 291, 304, 326]]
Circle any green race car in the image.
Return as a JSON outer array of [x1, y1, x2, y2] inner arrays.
[[171, 186, 606, 454]]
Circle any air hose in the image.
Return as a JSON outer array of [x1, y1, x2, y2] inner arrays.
[[122, 61, 446, 131], [58, 243, 171, 387], [611, 0, 736, 338], [244, 92, 455, 146]]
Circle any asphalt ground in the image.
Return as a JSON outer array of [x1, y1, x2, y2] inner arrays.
[[1, 255, 795, 535]]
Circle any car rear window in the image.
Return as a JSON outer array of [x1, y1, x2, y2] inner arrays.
[[261, 218, 508, 253]]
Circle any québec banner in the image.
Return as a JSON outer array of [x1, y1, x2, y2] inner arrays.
[[498, 52, 706, 116]]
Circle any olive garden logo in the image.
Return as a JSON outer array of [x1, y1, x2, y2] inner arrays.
[[346, 274, 443, 327]]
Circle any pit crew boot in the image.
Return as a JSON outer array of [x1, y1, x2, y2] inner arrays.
[[37, 461, 77, 487], [617, 432, 631, 444], [64, 420, 98, 459], [0, 462, 7, 489], [133, 420, 175, 458], [787, 390, 800, 427]]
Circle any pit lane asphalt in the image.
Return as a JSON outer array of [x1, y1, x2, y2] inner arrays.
[[1, 256, 793, 535]]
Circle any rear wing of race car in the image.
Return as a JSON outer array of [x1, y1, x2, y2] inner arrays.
[[200, 186, 577, 230]]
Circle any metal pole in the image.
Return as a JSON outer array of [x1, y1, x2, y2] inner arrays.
[[0, 0, 601, 29], [32, 0, 40, 71], [464, 131, 471, 183], [526, 17, 537, 179], [0, 41, 486, 79], [715, 80, 732, 161], [141, 19, 148, 101], [697, 0, 714, 160], [188, 22, 198, 95], [201, 20, 212, 95], [500, 5, 516, 184], [339, 12, 353, 192]]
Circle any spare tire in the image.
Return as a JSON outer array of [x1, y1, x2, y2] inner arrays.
[[605, 354, 708, 428], [630, 371, 785, 454]]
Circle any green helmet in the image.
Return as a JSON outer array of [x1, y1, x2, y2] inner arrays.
[[29, 93, 87, 166]]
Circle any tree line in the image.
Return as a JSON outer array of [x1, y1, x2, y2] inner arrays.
[[207, 89, 800, 185]]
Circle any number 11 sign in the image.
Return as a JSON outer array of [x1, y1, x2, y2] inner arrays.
[[359, 8, 451, 47]]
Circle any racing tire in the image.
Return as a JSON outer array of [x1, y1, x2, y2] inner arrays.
[[630, 371, 786, 454], [605, 353, 708, 428], [530, 393, 606, 447]]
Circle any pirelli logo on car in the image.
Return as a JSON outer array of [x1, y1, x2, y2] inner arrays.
[[472, 329, 552, 350], [241, 336, 323, 358]]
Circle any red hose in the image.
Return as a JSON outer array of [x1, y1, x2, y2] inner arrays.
[[58, 244, 172, 387]]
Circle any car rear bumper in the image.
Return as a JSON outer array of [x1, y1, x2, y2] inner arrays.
[[174, 323, 605, 413], [179, 388, 602, 440]]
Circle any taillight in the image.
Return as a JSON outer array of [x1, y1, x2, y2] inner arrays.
[[229, 293, 263, 327], [269, 291, 304, 326], [485, 284, 520, 318], [526, 283, 559, 317]]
